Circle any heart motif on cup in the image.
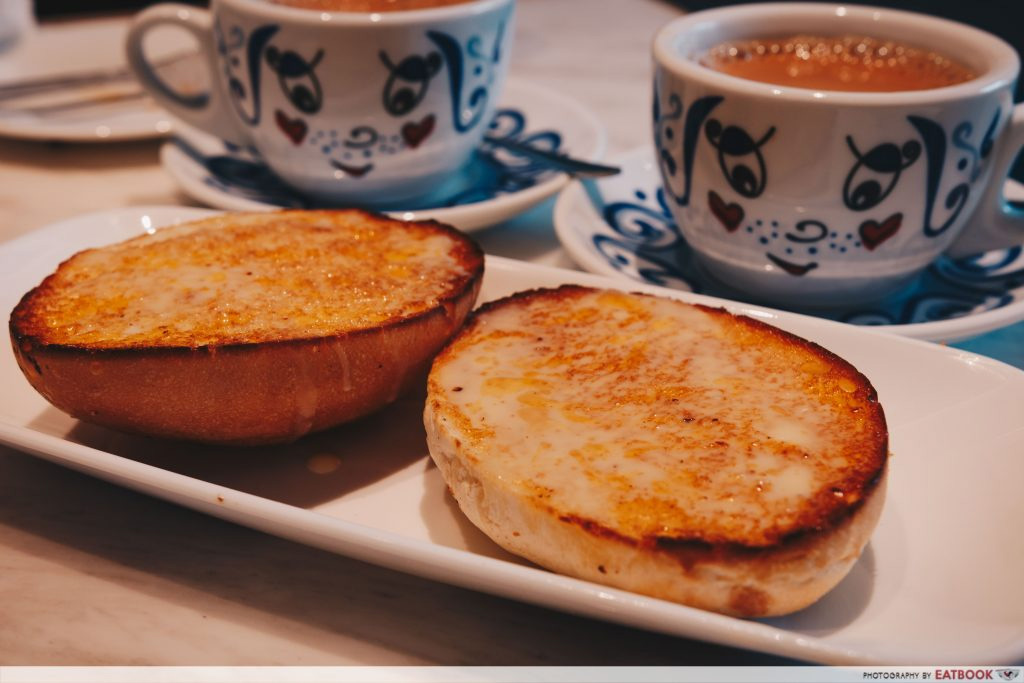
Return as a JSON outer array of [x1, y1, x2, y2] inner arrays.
[[275, 110, 307, 145], [401, 114, 435, 149], [859, 213, 903, 250], [708, 190, 744, 232]]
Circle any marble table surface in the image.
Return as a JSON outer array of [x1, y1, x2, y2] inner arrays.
[[0, 0, 1022, 668]]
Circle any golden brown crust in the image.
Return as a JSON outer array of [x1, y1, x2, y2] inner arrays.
[[11, 209, 483, 445], [425, 285, 888, 616], [12, 209, 483, 349]]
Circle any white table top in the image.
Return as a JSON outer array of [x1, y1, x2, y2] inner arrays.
[[1, 0, 1022, 668]]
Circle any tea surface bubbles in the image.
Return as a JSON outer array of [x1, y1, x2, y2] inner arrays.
[[702, 34, 975, 92]]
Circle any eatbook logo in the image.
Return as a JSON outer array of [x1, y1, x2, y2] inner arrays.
[[932, 671, 1021, 681]]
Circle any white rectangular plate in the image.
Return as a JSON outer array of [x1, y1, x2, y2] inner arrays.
[[2, 207, 1023, 665]]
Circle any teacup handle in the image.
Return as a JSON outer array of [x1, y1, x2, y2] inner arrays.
[[125, 3, 249, 146], [946, 103, 1024, 258]]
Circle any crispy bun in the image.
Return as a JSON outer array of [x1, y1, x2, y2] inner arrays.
[[425, 285, 888, 617], [11, 209, 483, 445]]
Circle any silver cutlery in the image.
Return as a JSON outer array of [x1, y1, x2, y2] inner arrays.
[[6, 88, 151, 117], [0, 66, 137, 102], [0, 51, 195, 107]]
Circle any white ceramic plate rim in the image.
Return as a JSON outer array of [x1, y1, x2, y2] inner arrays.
[[553, 146, 1024, 343], [2, 207, 1023, 666], [161, 78, 607, 232]]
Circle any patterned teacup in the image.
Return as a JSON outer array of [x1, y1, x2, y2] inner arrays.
[[127, 0, 514, 205], [653, 3, 1024, 307]]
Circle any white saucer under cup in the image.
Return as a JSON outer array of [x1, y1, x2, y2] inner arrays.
[[161, 79, 607, 232]]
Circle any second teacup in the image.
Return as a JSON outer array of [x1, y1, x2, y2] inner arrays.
[[652, 3, 1024, 308], [127, 0, 514, 206]]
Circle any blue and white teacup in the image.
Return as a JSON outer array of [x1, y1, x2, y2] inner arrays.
[[127, 0, 514, 205], [653, 3, 1024, 307]]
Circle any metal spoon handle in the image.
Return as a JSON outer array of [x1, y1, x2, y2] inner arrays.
[[483, 135, 620, 178]]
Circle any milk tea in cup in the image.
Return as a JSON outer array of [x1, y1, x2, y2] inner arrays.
[[651, 4, 1024, 308]]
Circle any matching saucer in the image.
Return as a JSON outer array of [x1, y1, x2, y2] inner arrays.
[[554, 146, 1024, 343], [161, 79, 606, 232]]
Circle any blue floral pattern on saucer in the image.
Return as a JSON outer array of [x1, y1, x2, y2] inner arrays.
[[170, 105, 562, 212], [555, 147, 1024, 341]]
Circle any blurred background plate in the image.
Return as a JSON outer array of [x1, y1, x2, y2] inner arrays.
[[0, 15, 200, 142]]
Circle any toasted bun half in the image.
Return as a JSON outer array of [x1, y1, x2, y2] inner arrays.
[[11, 209, 483, 445], [425, 285, 888, 617]]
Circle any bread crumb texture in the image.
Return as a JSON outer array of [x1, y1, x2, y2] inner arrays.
[[14, 210, 481, 349], [429, 285, 888, 549]]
